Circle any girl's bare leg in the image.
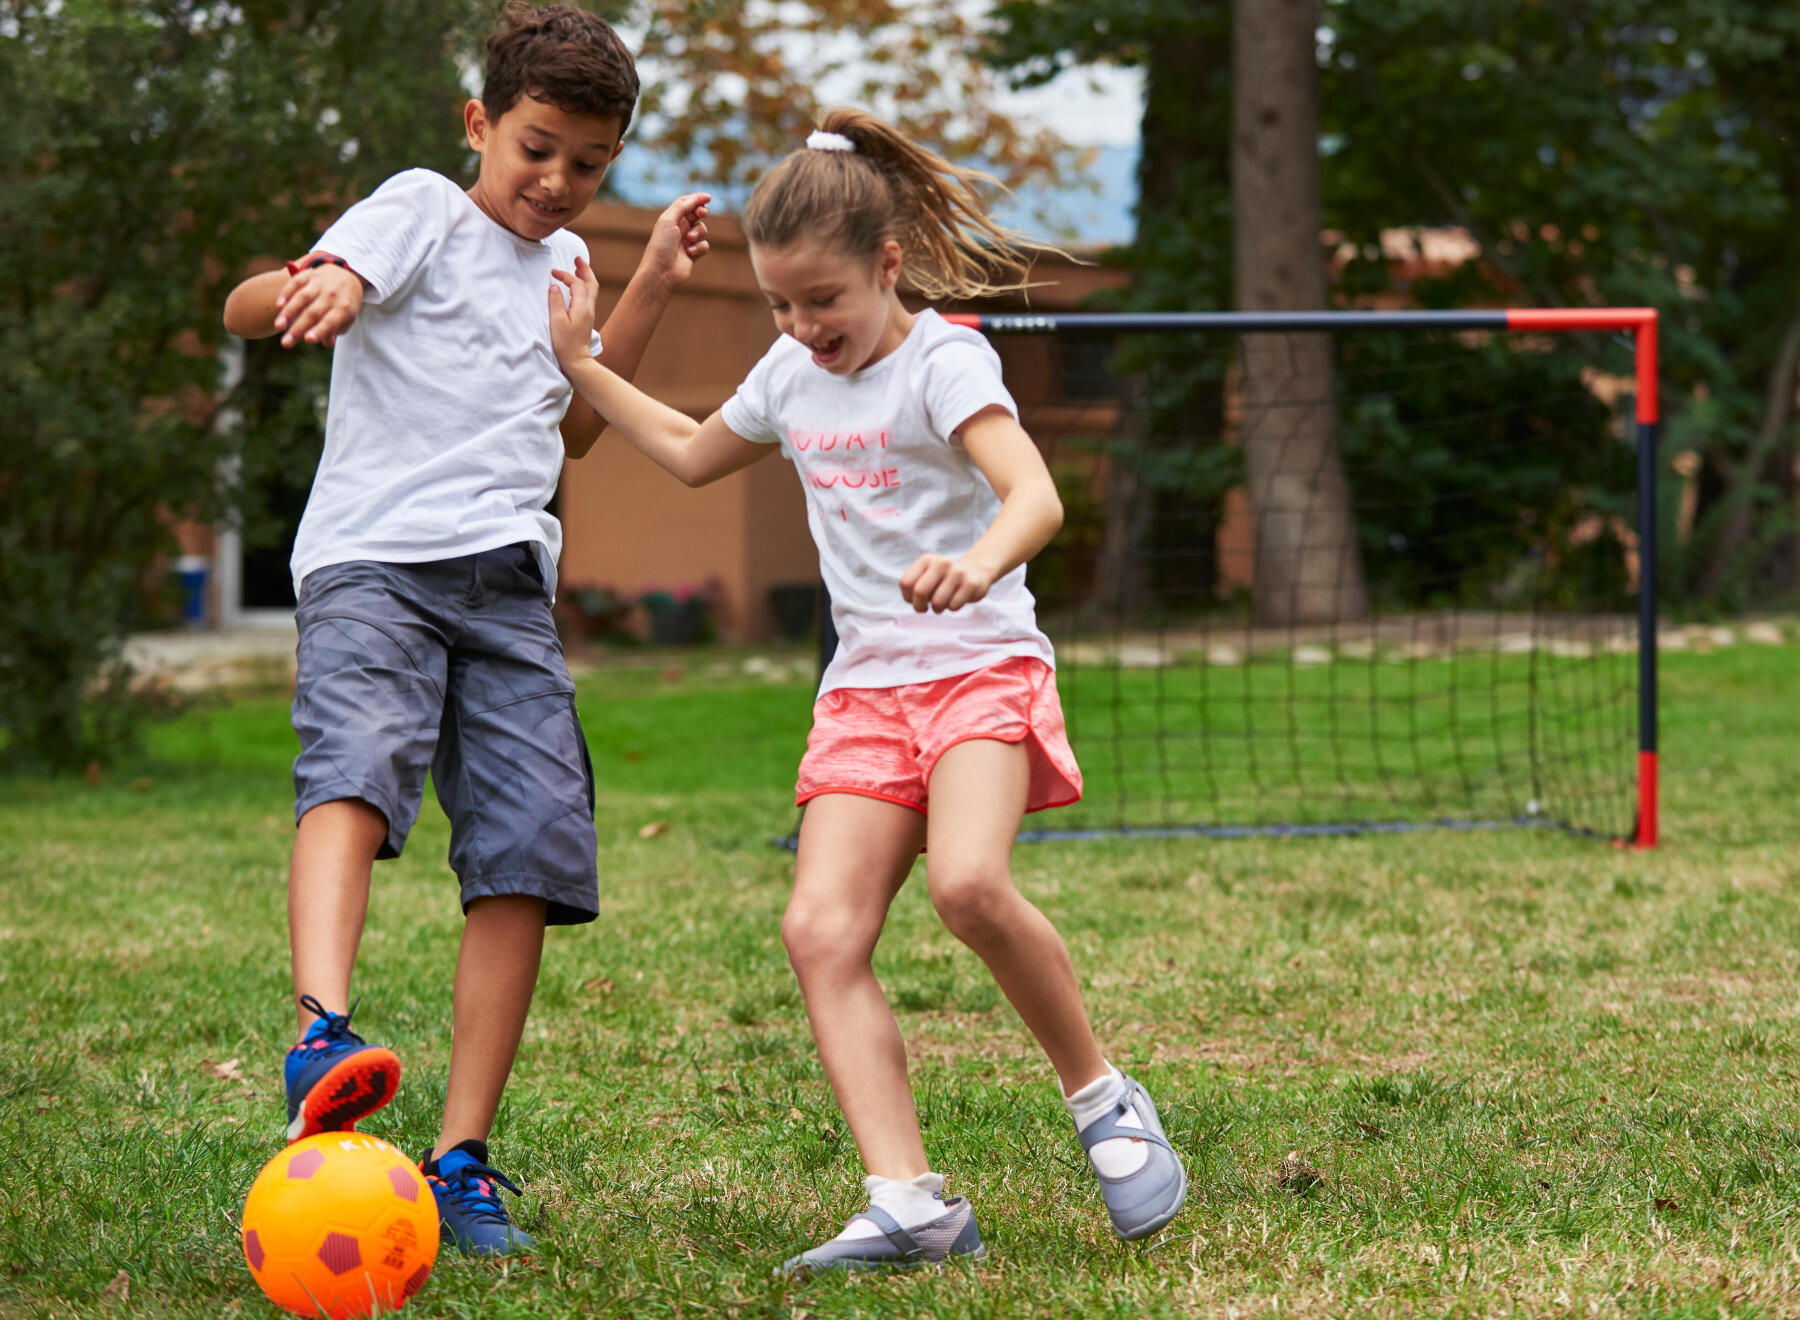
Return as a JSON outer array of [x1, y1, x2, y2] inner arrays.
[[784, 794, 929, 1177], [924, 740, 1108, 1093]]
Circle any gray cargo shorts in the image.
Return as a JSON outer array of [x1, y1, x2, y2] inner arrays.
[[291, 544, 598, 925]]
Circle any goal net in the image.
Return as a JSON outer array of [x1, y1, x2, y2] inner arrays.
[[941, 309, 1660, 847]]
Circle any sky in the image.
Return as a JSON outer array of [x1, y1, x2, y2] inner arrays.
[[606, 54, 1145, 245], [993, 62, 1145, 149]]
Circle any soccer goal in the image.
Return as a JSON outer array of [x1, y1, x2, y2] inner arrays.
[[921, 307, 1661, 849]]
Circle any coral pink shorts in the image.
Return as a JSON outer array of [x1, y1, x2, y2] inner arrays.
[[796, 656, 1083, 815]]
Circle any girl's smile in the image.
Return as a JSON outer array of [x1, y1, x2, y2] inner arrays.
[[751, 237, 913, 375]]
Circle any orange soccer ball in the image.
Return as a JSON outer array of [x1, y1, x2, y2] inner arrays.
[[241, 1132, 440, 1318]]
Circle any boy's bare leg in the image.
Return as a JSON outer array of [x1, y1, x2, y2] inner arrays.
[[433, 894, 549, 1158], [785, 796, 929, 1178], [924, 741, 1108, 1093], [289, 799, 388, 1037]]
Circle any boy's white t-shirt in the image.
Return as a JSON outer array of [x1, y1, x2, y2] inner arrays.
[[721, 308, 1056, 694], [287, 168, 599, 598]]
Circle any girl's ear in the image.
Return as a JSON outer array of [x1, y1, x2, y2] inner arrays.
[[877, 238, 904, 292]]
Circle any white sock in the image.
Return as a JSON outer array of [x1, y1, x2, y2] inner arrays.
[[834, 1171, 947, 1242], [1064, 1063, 1149, 1178]]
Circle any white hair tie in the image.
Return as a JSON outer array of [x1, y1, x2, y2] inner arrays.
[[806, 130, 856, 153]]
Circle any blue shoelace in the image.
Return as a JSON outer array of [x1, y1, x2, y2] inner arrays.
[[296, 993, 367, 1047], [435, 1161, 524, 1225]]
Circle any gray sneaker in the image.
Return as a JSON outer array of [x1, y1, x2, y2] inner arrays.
[[780, 1197, 986, 1276], [1078, 1074, 1187, 1241]]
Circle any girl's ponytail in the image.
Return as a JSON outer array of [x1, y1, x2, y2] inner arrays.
[[741, 107, 1054, 301]]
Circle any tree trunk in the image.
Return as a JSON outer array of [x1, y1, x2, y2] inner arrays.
[[1087, 15, 1222, 618], [1232, 0, 1368, 625], [1090, 377, 1155, 618], [1697, 305, 1800, 598]]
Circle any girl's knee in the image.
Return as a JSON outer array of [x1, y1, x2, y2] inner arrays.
[[781, 895, 877, 973], [928, 863, 1015, 942]]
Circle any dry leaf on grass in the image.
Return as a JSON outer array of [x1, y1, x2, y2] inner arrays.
[[638, 821, 671, 839], [1276, 1150, 1323, 1191], [104, 1270, 129, 1303], [202, 1058, 246, 1084]]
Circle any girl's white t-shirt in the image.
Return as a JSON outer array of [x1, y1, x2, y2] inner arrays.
[[721, 308, 1056, 694], [288, 168, 599, 598]]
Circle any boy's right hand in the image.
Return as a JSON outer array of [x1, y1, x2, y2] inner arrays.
[[548, 256, 601, 368], [274, 263, 364, 349]]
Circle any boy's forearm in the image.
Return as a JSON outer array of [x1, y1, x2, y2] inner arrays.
[[563, 262, 681, 458], [595, 259, 681, 381], [223, 270, 288, 339], [562, 357, 702, 483]]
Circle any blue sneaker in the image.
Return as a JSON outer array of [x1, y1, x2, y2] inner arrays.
[[283, 994, 401, 1144], [423, 1141, 537, 1258]]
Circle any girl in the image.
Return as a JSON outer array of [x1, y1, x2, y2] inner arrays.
[[547, 107, 1185, 1272]]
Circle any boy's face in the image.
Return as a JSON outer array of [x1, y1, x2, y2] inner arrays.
[[464, 95, 625, 241], [751, 237, 906, 375]]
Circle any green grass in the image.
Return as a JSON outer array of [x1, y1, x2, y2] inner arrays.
[[2, 643, 1798, 1318]]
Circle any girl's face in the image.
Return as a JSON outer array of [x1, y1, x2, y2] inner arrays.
[[750, 237, 910, 375]]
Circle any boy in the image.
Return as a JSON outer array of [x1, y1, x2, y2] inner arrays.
[[222, 1, 709, 1256]]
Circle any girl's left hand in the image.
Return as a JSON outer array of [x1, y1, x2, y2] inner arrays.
[[900, 554, 995, 613], [548, 256, 600, 367]]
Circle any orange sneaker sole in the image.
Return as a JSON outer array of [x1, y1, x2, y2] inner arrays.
[[287, 1047, 401, 1143]]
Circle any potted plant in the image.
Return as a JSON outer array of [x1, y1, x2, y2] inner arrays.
[[767, 582, 819, 641], [639, 580, 717, 645], [555, 583, 632, 645]]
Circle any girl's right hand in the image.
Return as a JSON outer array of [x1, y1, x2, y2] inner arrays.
[[548, 255, 600, 368]]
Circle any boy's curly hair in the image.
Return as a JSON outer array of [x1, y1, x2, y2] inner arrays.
[[482, 1, 640, 130]]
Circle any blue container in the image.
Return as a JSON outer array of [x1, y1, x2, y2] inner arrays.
[[174, 555, 209, 628]]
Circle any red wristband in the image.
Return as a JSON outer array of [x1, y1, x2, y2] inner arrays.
[[285, 251, 350, 276]]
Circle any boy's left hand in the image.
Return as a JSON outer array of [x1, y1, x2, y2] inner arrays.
[[640, 192, 711, 289], [900, 554, 997, 613]]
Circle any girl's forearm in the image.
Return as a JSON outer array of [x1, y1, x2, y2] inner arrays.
[[562, 357, 703, 483], [964, 480, 1064, 582], [562, 265, 684, 459]]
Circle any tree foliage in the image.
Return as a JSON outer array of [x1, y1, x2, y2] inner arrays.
[[990, 0, 1800, 612], [631, 0, 1076, 195], [0, 0, 485, 769], [1322, 0, 1800, 608]]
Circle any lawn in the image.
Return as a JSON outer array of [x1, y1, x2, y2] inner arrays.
[[1, 641, 1797, 1318]]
